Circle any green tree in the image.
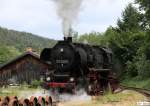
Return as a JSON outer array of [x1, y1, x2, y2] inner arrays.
[[106, 4, 145, 77], [110, 4, 144, 63], [136, 0, 150, 28], [0, 46, 21, 65], [117, 4, 142, 32], [0, 27, 56, 53], [78, 32, 104, 45]]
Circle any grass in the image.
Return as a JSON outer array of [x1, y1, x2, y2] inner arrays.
[[121, 77, 150, 89], [0, 85, 44, 98], [99, 91, 145, 103], [58, 90, 146, 106], [0, 87, 19, 97]]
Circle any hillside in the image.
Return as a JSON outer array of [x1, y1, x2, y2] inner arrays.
[[0, 27, 56, 65]]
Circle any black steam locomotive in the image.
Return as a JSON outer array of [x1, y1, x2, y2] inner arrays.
[[40, 37, 117, 95]]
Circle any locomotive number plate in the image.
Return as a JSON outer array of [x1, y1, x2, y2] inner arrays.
[[56, 60, 69, 64]]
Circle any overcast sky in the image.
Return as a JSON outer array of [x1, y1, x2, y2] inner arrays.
[[0, 0, 134, 40]]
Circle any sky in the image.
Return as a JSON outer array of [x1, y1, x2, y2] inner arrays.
[[0, 0, 134, 40]]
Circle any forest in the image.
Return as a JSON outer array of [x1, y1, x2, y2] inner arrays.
[[0, 0, 149, 89], [0, 27, 56, 66]]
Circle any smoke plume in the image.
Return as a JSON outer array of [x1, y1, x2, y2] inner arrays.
[[52, 0, 83, 37]]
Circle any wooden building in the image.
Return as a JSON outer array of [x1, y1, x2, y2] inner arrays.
[[0, 51, 51, 86]]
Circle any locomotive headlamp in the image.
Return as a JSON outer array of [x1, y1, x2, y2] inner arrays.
[[60, 48, 64, 52], [46, 77, 51, 81], [88, 85, 92, 91], [70, 77, 74, 82]]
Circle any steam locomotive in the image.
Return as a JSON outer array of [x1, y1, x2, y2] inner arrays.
[[40, 37, 117, 95]]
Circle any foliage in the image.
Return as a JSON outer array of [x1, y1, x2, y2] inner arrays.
[[0, 45, 21, 65], [126, 61, 138, 77], [116, 3, 142, 32], [135, 55, 150, 78], [136, 0, 150, 28], [0, 27, 56, 65], [112, 3, 145, 64], [30, 80, 42, 88], [77, 32, 104, 45], [0, 27, 56, 53]]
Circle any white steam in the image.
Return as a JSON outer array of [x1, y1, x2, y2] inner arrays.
[[51, 89, 91, 102], [59, 89, 91, 102], [52, 0, 83, 37]]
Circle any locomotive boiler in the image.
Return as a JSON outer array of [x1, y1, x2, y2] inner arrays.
[[40, 37, 116, 95]]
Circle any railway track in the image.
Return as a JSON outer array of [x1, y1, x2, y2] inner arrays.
[[120, 85, 150, 98]]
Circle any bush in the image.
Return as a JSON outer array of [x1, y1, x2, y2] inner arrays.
[[30, 80, 42, 88], [135, 54, 150, 79], [126, 61, 138, 77], [126, 53, 150, 79]]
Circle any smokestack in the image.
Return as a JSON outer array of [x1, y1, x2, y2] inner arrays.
[[64, 28, 72, 42], [52, 0, 83, 38], [64, 36, 72, 42]]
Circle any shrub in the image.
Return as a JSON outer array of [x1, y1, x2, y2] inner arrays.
[[135, 54, 150, 79], [30, 80, 42, 88], [126, 61, 138, 77]]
